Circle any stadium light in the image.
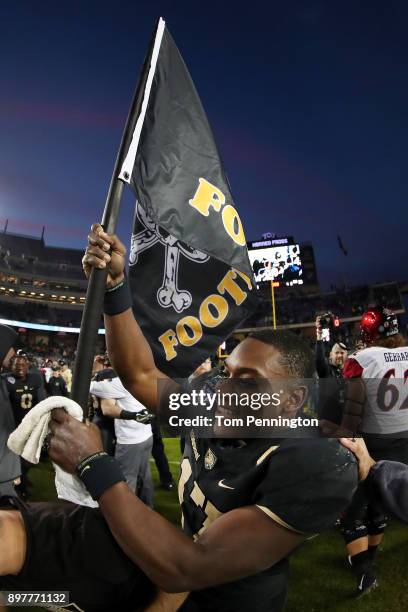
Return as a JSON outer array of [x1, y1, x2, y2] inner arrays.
[[0, 317, 105, 335]]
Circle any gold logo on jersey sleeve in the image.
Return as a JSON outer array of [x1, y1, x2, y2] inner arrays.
[[204, 448, 217, 470]]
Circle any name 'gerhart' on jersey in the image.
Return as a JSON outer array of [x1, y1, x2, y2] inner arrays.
[[384, 351, 408, 362]]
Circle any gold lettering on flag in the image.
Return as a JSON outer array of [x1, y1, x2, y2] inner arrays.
[[189, 178, 246, 246], [158, 268, 251, 361]]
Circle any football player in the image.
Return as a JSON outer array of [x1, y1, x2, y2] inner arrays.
[[0, 225, 359, 612], [4, 352, 47, 499], [5, 352, 47, 426], [339, 307, 408, 596]]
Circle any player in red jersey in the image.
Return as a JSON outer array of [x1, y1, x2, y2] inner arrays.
[[339, 306, 408, 597]]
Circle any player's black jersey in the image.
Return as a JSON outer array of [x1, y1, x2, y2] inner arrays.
[[180, 434, 357, 538], [179, 433, 358, 611], [3, 371, 47, 425]]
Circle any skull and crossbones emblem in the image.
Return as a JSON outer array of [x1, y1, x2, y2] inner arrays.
[[129, 204, 210, 313]]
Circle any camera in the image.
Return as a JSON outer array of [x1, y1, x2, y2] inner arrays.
[[319, 312, 334, 329]]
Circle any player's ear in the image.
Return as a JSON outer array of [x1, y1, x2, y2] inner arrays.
[[282, 385, 307, 415]]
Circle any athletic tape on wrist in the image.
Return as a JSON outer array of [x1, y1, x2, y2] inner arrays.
[[103, 275, 132, 316], [76, 453, 126, 500], [119, 409, 137, 420]]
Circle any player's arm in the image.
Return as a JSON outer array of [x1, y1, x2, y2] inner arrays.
[[315, 318, 330, 378], [48, 410, 304, 592], [98, 398, 151, 422], [315, 343, 330, 377], [143, 590, 189, 612], [90, 380, 152, 421], [82, 224, 171, 411], [0, 509, 26, 576], [143, 591, 189, 612], [98, 486, 304, 592], [341, 437, 408, 523], [99, 398, 122, 418]]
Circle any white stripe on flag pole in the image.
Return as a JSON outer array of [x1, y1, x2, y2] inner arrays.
[[119, 17, 166, 183]]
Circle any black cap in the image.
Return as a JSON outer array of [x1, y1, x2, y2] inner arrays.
[[0, 323, 19, 365]]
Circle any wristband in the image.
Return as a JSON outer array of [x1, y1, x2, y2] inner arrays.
[[103, 275, 132, 316], [119, 409, 138, 420], [76, 451, 108, 473], [76, 452, 126, 500], [119, 409, 155, 424]]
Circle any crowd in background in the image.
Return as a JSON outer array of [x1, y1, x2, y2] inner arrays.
[[247, 282, 403, 327], [0, 300, 83, 327]]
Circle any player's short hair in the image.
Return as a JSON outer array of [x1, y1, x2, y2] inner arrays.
[[248, 329, 315, 378]]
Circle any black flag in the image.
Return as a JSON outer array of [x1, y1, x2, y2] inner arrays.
[[119, 18, 257, 377]]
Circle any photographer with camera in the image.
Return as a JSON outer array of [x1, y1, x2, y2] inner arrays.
[[315, 314, 348, 434], [315, 313, 348, 378]]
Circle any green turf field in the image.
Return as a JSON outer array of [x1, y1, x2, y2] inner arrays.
[[7, 439, 408, 611]]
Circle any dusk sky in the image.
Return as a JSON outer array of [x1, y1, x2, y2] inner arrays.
[[1, 1, 407, 289]]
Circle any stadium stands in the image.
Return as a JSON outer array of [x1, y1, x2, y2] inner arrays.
[[241, 282, 404, 331], [0, 230, 405, 351]]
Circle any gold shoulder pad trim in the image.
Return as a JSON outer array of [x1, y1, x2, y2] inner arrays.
[[256, 445, 279, 465], [256, 505, 307, 535]]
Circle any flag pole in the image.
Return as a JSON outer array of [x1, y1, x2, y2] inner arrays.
[[71, 19, 162, 418], [270, 280, 277, 330]]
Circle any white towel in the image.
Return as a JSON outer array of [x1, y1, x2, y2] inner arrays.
[[8, 396, 98, 508]]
